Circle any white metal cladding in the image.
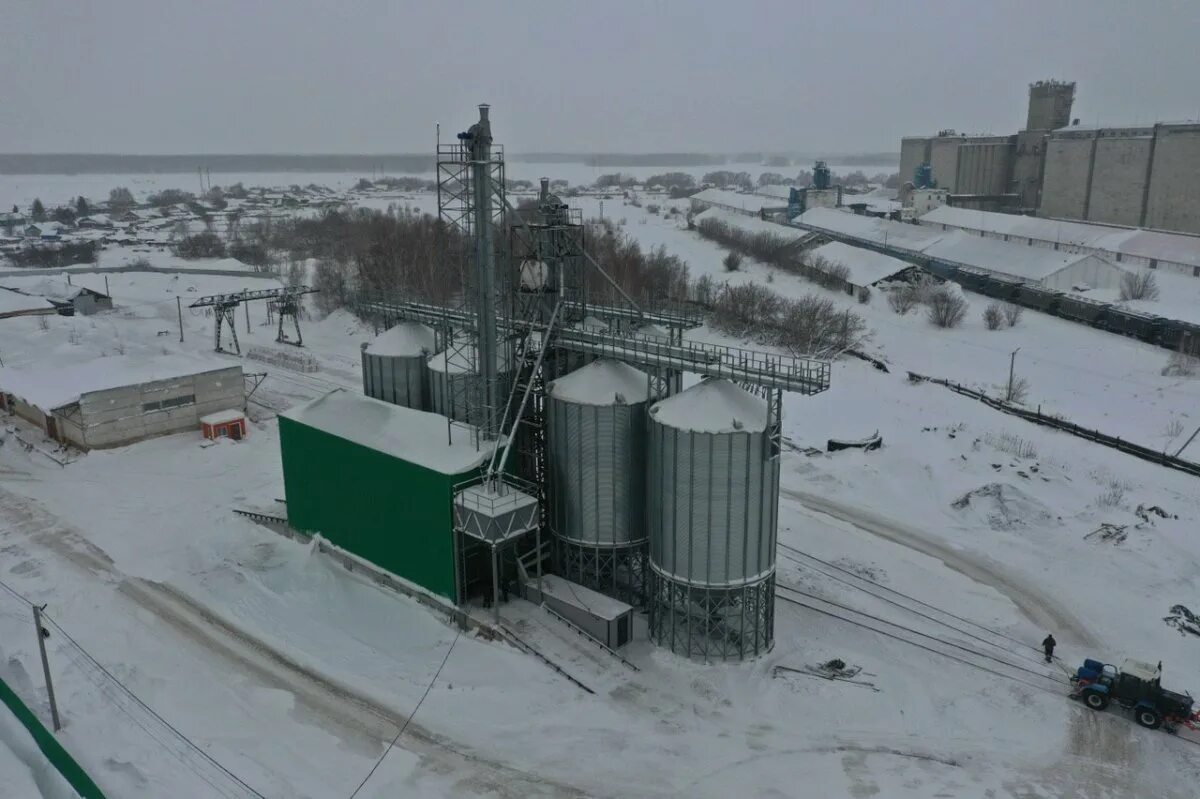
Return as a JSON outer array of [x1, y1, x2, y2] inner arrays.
[[545, 392, 648, 547], [361, 348, 426, 410], [647, 416, 779, 587]]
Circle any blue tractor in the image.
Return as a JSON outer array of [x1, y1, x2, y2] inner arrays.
[[1071, 658, 1199, 732]]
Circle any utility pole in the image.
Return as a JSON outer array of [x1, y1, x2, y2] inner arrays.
[[177, 296, 184, 342], [1007, 347, 1021, 401], [245, 299, 250, 334], [32, 605, 61, 732]]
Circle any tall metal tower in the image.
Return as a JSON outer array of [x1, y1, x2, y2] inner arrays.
[[436, 104, 510, 440]]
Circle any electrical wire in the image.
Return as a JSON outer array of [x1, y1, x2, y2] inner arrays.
[[38, 613, 269, 798], [774, 589, 1064, 697], [776, 540, 1042, 653], [776, 546, 1053, 669], [775, 582, 1063, 687], [347, 631, 462, 799]]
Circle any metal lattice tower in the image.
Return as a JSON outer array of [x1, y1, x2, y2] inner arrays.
[[437, 105, 510, 441]]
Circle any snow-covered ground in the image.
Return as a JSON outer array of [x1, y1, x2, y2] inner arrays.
[[2, 183, 1200, 797]]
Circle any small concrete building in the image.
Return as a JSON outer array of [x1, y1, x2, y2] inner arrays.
[[0, 356, 244, 449]]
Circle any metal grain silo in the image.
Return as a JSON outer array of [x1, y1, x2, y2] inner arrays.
[[427, 340, 512, 426], [546, 359, 653, 604], [646, 378, 779, 661], [361, 322, 436, 410]]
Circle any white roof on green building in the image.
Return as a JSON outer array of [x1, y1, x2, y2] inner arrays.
[[280, 388, 494, 475]]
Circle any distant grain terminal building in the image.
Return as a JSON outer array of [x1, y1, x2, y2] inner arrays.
[[900, 81, 1200, 236]]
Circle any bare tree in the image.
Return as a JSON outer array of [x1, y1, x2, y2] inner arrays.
[[927, 288, 967, 328], [1002, 302, 1023, 327], [983, 302, 1005, 330], [1119, 270, 1159, 301], [723, 251, 743, 272], [1005, 376, 1030, 404]]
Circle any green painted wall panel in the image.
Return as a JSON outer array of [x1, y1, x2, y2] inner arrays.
[[279, 416, 475, 601]]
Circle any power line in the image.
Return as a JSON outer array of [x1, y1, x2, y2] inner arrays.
[[348, 631, 461, 799], [774, 588, 1063, 697], [776, 546, 1050, 669], [41, 614, 268, 798], [775, 582, 1062, 686], [0, 577, 268, 799], [776, 541, 1041, 653]]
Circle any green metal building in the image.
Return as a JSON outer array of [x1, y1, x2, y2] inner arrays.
[[278, 389, 493, 601]]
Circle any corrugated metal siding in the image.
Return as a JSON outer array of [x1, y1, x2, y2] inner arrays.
[[647, 419, 778, 586], [545, 394, 647, 547], [362, 349, 426, 410], [278, 415, 477, 601]]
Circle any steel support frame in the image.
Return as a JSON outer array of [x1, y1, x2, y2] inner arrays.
[[646, 568, 775, 661], [556, 538, 648, 607], [437, 126, 508, 443]]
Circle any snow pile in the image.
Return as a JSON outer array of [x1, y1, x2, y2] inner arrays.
[[366, 322, 436, 357], [0, 706, 81, 798], [950, 483, 1056, 531], [570, 315, 609, 332], [548, 358, 651, 405], [650, 378, 767, 433]]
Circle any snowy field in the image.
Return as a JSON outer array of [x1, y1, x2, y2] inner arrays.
[[2, 182, 1200, 797], [0, 161, 896, 208]]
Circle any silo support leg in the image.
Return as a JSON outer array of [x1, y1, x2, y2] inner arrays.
[[491, 544, 500, 626]]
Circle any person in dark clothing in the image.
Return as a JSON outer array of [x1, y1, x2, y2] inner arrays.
[[1043, 634, 1057, 663]]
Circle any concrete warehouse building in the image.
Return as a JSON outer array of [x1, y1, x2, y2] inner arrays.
[[900, 81, 1200, 236], [0, 356, 244, 449], [918, 205, 1200, 279]]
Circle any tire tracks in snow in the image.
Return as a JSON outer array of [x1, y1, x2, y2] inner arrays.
[[780, 486, 1099, 650], [0, 486, 590, 798]]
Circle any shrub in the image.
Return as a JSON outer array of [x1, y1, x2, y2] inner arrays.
[[175, 232, 226, 259], [1002, 302, 1023, 327], [723, 251, 743, 272], [857, 286, 871, 304], [983, 302, 1005, 330], [887, 285, 918, 315], [1005, 376, 1030, 404], [1163, 336, 1200, 377], [1119, 270, 1159, 301], [927, 288, 967, 328], [645, 204, 661, 215]]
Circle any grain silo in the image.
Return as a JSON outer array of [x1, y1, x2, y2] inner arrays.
[[427, 339, 512, 426], [546, 358, 653, 604], [646, 378, 779, 660], [361, 322, 436, 410]]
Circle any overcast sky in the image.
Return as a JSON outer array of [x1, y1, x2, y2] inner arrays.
[[2, 0, 1198, 155]]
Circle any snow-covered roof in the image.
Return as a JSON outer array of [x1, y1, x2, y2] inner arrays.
[[694, 207, 810, 243], [0, 355, 238, 410], [809, 241, 913, 287], [0, 288, 55, 316], [798, 207, 946, 251], [690, 188, 780, 213], [0, 277, 107, 303], [548, 358, 651, 406], [650, 378, 767, 434], [753, 184, 794, 200], [280, 388, 493, 475], [200, 409, 245, 426], [918, 205, 1200, 269], [922, 231, 1106, 282], [366, 322, 436, 357], [535, 574, 631, 621]]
